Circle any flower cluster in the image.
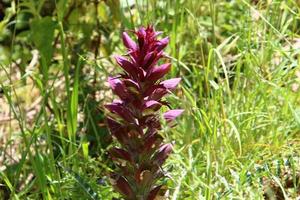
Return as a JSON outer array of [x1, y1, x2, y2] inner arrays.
[[105, 26, 183, 200]]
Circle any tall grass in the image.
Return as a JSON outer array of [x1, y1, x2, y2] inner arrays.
[[0, 0, 299, 199]]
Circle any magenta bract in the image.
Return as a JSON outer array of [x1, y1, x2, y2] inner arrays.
[[105, 25, 183, 199]]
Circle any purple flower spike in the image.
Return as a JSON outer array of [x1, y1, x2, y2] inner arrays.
[[105, 25, 183, 199]]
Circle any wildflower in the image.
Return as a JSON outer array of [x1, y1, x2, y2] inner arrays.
[[105, 26, 183, 199]]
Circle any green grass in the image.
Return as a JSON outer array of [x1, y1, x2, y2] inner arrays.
[[0, 0, 300, 199]]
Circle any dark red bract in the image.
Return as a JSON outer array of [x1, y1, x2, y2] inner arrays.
[[105, 26, 183, 200]]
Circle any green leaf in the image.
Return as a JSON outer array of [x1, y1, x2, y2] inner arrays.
[[30, 17, 56, 67], [56, 0, 68, 21]]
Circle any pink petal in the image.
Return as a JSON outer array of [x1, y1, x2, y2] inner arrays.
[[122, 32, 137, 50], [105, 103, 135, 123], [108, 77, 128, 100], [156, 36, 169, 51], [147, 63, 171, 82], [149, 88, 168, 100], [163, 109, 184, 122], [161, 78, 181, 90], [143, 100, 162, 111], [153, 143, 173, 165], [154, 31, 163, 37], [142, 51, 156, 69], [137, 27, 146, 48], [115, 56, 137, 77]]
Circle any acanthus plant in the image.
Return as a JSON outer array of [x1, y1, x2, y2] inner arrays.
[[105, 25, 183, 200]]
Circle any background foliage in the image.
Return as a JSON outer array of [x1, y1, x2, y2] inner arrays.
[[0, 0, 300, 199]]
